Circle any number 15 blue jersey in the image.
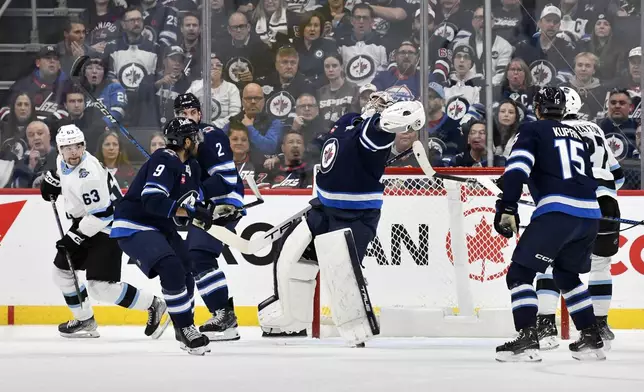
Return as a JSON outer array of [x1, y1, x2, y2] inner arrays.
[[502, 119, 601, 220]]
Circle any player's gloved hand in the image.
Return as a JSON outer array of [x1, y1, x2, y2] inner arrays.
[[56, 229, 87, 254], [177, 191, 214, 229], [40, 171, 61, 201], [494, 200, 519, 239], [212, 204, 242, 226]]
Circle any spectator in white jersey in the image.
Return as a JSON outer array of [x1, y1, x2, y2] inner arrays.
[[317, 53, 359, 128], [186, 54, 242, 129]]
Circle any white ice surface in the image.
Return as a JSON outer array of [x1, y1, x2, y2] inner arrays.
[[1, 326, 643, 392]]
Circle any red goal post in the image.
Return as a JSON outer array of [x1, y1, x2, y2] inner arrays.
[[311, 167, 570, 339]]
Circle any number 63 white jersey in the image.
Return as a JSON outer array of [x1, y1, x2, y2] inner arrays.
[[55, 152, 123, 237], [562, 119, 625, 199]]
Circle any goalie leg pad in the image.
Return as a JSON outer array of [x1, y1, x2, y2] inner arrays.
[[315, 228, 379, 345], [258, 221, 318, 333], [53, 267, 93, 321], [87, 280, 154, 311]]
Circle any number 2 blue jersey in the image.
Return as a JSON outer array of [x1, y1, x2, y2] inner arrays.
[[197, 123, 244, 208], [503, 119, 601, 219], [315, 112, 395, 210], [111, 148, 190, 238]]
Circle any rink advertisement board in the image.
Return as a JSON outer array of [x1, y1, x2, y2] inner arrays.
[[1, 190, 644, 328]]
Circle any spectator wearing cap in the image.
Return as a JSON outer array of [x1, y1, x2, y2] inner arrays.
[[494, 58, 537, 109], [544, 0, 599, 41], [492, 0, 536, 46], [426, 81, 465, 160], [337, 4, 388, 86], [256, 46, 315, 123], [186, 55, 242, 129], [293, 11, 339, 87], [409, 7, 450, 83], [3, 46, 69, 121], [577, 12, 626, 81], [136, 45, 191, 127], [514, 5, 576, 86], [357, 83, 377, 111], [178, 11, 203, 82], [445, 44, 484, 105], [317, 0, 352, 37], [317, 53, 359, 128], [452, 5, 513, 86], [56, 17, 101, 76], [609, 46, 642, 93], [448, 119, 505, 167], [559, 52, 608, 121]]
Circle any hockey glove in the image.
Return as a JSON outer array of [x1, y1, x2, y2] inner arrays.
[[40, 171, 61, 201], [177, 191, 214, 229], [56, 229, 87, 255], [494, 200, 519, 239], [212, 204, 242, 226]]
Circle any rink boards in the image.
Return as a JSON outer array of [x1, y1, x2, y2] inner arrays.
[[1, 190, 644, 328]]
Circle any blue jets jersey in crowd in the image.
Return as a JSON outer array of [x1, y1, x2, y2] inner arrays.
[[197, 123, 244, 209], [111, 148, 193, 238], [503, 119, 601, 220], [316, 112, 394, 210], [89, 81, 127, 126]]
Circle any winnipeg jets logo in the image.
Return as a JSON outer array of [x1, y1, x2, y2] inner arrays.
[[226, 57, 253, 83], [447, 97, 469, 120], [347, 55, 375, 82], [119, 63, 147, 89], [530, 60, 555, 87], [267, 92, 294, 118], [434, 22, 458, 42], [320, 138, 339, 174], [606, 133, 628, 160], [211, 98, 222, 120]]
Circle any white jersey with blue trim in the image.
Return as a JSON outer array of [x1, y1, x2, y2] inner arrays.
[[315, 112, 395, 210], [502, 119, 601, 219], [56, 151, 122, 237], [562, 118, 625, 200]]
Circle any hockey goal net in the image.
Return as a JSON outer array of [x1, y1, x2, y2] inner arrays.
[[312, 167, 569, 339]]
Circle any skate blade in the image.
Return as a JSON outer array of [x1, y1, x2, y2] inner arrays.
[[149, 313, 172, 340], [180, 342, 211, 353], [496, 349, 542, 362], [572, 348, 606, 361], [186, 345, 209, 356], [203, 328, 240, 342], [60, 330, 100, 339], [539, 336, 559, 350]]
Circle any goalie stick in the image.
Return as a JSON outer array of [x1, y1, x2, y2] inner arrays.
[[411, 141, 643, 228]]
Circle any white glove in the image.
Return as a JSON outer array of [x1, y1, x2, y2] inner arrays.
[[214, 204, 237, 219]]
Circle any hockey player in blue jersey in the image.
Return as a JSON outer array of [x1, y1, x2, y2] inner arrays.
[[173, 93, 244, 341], [258, 92, 426, 347], [494, 87, 605, 362], [111, 118, 212, 355]]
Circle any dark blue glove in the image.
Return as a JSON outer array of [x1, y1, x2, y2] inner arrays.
[[494, 200, 519, 239]]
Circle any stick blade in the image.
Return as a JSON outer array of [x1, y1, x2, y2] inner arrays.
[[245, 174, 263, 201], [411, 140, 436, 177], [70, 55, 90, 78]]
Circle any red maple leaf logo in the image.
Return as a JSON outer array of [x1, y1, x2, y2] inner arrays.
[[0, 201, 27, 246]]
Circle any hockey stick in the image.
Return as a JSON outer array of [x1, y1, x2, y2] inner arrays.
[[385, 145, 415, 166], [412, 141, 644, 227], [69, 55, 151, 159], [50, 198, 84, 309], [207, 204, 312, 254]]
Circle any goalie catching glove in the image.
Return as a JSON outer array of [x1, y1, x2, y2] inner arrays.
[[40, 170, 61, 201], [494, 200, 519, 239]]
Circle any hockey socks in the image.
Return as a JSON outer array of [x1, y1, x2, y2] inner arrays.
[[588, 255, 612, 317], [195, 267, 229, 314], [88, 281, 154, 310], [562, 284, 595, 330], [510, 283, 539, 330], [53, 267, 93, 321], [536, 267, 559, 316]]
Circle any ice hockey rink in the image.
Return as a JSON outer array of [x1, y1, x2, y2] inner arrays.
[[0, 327, 643, 392]]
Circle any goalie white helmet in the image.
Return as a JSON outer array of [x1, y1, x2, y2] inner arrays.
[[379, 100, 426, 133], [56, 124, 85, 148], [362, 91, 395, 117], [561, 86, 582, 116]]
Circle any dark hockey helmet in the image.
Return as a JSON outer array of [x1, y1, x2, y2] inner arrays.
[[533, 87, 566, 117], [174, 93, 201, 114], [163, 117, 200, 148]]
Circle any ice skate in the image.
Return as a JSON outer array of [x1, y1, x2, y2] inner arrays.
[[536, 314, 559, 350], [176, 325, 210, 355], [569, 324, 606, 361], [596, 316, 615, 342], [496, 326, 541, 362], [58, 316, 100, 338], [145, 297, 171, 339], [199, 298, 240, 341]]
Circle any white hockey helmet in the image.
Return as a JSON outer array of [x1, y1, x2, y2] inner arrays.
[[56, 124, 85, 149], [379, 100, 426, 133], [561, 86, 582, 116]]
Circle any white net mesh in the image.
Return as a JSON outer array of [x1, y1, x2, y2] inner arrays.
[[317, 168, 524, 335]]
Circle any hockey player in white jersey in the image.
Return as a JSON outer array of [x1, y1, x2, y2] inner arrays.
[[258, 92, 426, 346], [534, 87, 624, 350], [39, 125, 171, 339]]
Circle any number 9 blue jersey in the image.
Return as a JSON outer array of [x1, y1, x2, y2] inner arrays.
[[502, 119, 601, 219]]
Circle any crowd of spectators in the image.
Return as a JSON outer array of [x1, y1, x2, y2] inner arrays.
[[0, 0, 643, 190]]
